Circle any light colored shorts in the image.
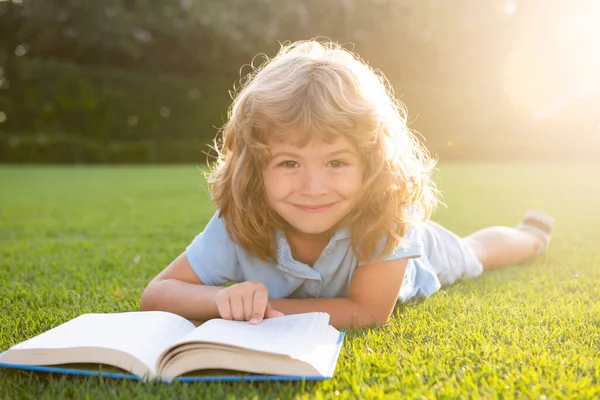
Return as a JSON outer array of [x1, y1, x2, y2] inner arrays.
[[399, 220, 484, 302], [415, 220, 484, 286]]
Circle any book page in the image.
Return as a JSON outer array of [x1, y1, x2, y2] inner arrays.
[[294, 325, 344, 376], [169, 312, 330, 357], [6, 311, 195, 376]]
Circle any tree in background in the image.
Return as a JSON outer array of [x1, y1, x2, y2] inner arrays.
[[1, 0, 598, 162]]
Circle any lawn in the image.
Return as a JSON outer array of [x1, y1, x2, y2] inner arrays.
[[0, 164, 599, 399]]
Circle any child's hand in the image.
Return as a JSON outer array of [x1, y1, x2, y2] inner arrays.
[[213, 282, 284, 325]]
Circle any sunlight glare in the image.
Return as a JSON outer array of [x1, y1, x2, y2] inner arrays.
[[503, 2, 600, 123], [504, 0, 518, 16]]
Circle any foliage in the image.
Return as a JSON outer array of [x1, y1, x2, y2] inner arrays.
[[0, 58, 230, 162], [0, 0, 598, 162], [0, 0, 251, 76]]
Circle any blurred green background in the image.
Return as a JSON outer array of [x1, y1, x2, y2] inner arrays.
[[1, 0, 599, 163]]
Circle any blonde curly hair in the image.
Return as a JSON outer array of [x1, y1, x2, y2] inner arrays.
[[208, 39, 439, 263]]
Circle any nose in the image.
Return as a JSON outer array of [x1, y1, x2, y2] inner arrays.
[[300, 167, 329, 197]]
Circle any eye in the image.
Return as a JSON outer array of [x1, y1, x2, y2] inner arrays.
[[278, 160, 298, 168], [328, 160, 347, 168]]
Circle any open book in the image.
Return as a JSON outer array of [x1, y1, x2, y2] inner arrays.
[[0, 311, 344, 382]]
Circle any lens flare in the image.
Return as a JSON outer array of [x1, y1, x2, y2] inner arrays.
[[503, 2, 600, 124]]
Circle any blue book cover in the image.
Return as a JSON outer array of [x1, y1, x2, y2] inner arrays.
[[0, 312, 344, 383]]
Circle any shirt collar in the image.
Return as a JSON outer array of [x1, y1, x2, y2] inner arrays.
[[276, 226, 351, 244], [332, 226, 350, 241]]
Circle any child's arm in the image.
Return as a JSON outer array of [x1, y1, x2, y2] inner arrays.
[[140, 253, 283, 324], [140, 253, 407, 329], [270, 258, 408, 328], [139, 252, 223, 321]]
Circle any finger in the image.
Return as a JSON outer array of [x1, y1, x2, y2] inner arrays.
[[216, 297, 232, 320], [249, 287, 269, 325], [243, 290, 254, 321], [265, 303, 285, 319], [229, 296, 245, 321], [266, 309, 285, 318]]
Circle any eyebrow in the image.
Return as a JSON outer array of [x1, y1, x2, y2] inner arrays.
[[270, 149, 357, 159]]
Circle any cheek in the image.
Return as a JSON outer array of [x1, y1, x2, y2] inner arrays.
[[339, 181, 362, 197], [334, 169, 364, 195], [262, 170, 294, 200]]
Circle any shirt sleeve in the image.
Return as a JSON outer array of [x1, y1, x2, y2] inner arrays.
[[185, 211, 242, 286], [358, 225, 422, 266]]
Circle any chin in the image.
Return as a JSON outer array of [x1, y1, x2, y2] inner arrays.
[[298, 227, 332, 235], [288, 219, 339, 235]]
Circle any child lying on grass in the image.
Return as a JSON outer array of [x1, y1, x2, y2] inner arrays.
[[140, 39, 554, 329]]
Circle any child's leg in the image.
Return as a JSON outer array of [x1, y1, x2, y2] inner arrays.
[[463, 211, 554, 270]]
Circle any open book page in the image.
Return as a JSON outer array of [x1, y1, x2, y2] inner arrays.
[[2, 311, 195, 377], [293, 325, 343, 376], [164, 313, 330, 358]]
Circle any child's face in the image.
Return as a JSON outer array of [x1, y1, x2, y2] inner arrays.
[[262, 134, 364, 236]]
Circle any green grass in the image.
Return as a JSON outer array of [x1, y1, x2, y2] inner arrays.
[[1, 163, 599, 399]]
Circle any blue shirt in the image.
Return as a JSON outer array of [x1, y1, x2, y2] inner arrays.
[[186, 211, 441, 302]]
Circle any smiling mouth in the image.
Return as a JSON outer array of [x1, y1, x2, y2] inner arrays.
[[293, 203, 336, 214]]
